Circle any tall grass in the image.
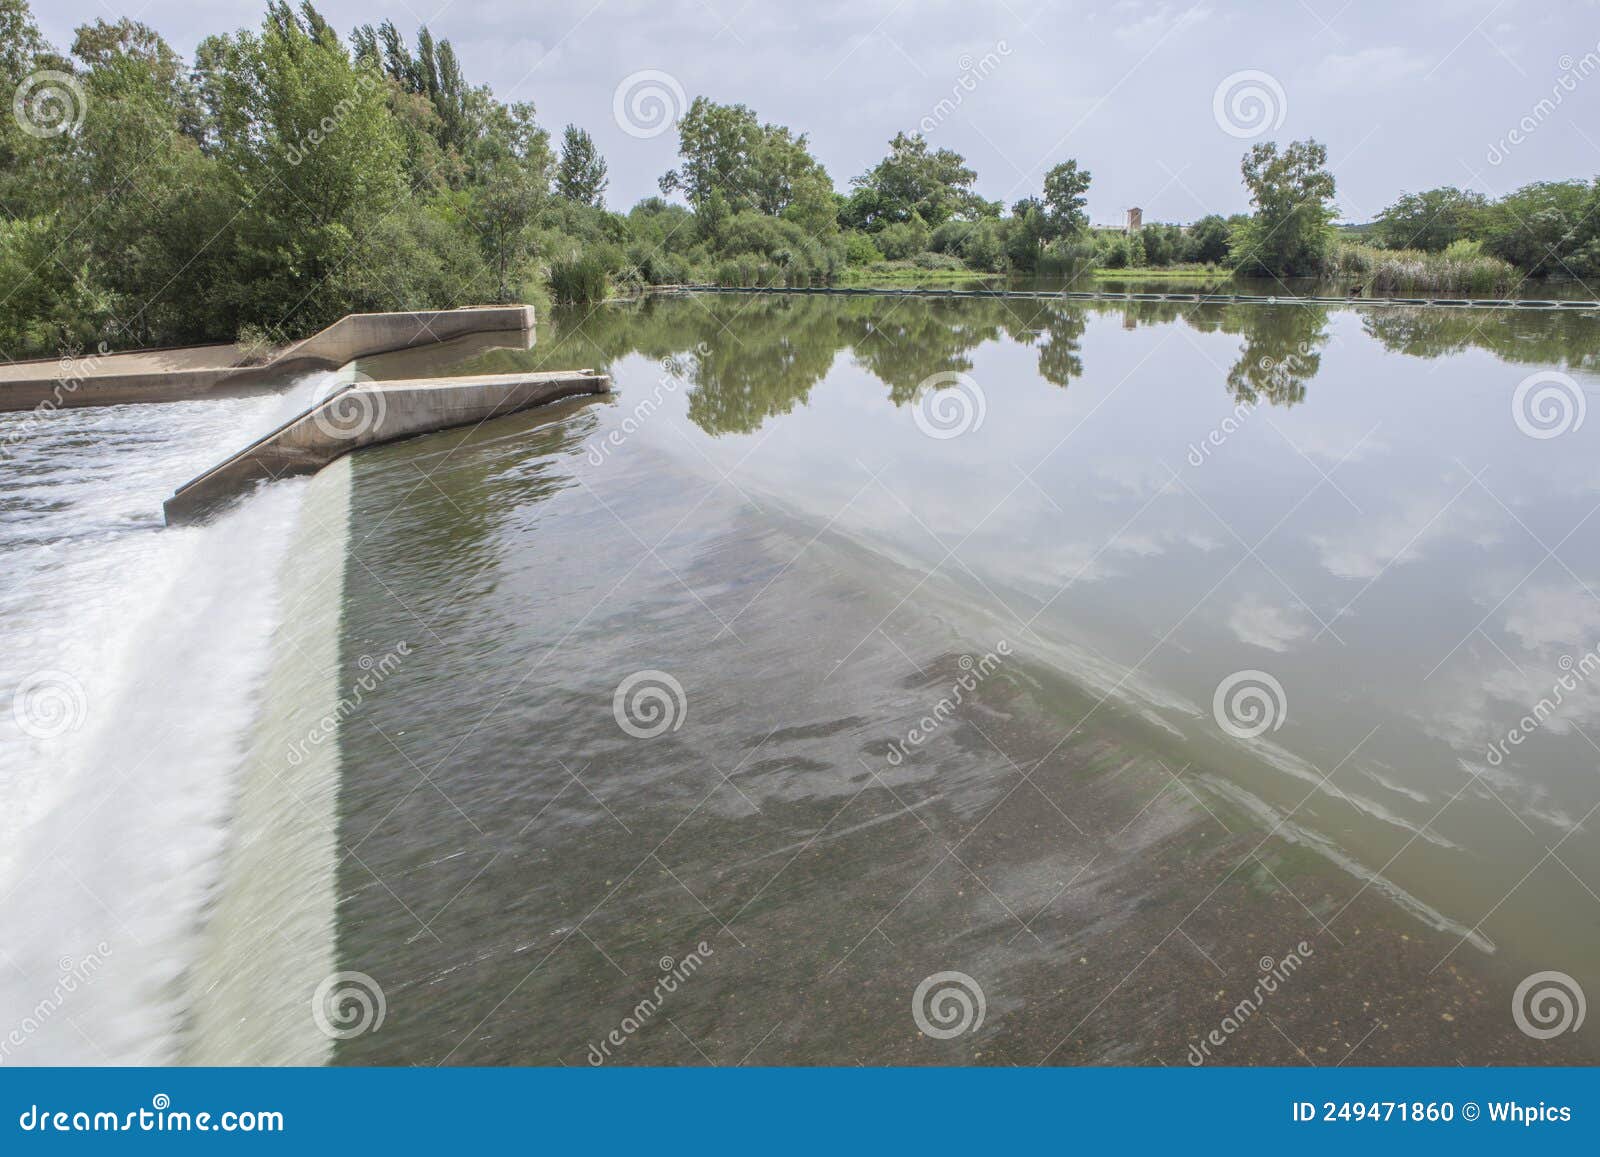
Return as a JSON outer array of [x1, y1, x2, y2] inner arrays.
[[548, 256, 609, 303], [1331, 240, 1516, 296]]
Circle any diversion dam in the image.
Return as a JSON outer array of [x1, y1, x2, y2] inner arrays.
[[163, 369, 611, 523], [0, 305, 542, 412]]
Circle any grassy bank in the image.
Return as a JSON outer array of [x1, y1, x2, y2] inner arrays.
[[1331, 241, 1517, 296]]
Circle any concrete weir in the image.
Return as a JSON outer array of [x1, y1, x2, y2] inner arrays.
[[1, 305, 539, 412], [163, 370, 610, 525]]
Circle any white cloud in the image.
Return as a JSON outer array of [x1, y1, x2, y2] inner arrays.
[[1315, 45, 1428, 88]]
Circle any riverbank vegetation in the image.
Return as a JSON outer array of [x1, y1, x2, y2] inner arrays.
[[1, 0, 1597, 358]]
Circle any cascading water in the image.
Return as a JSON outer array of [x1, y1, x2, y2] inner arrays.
[[0, 374, 347, 1065]]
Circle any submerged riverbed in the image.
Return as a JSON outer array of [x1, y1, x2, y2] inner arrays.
[[3, 294, 1598, 1065]]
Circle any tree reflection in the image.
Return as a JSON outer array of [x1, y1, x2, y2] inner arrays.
[[457, 293, 1600, 437]]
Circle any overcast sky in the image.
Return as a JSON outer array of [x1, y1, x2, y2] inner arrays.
[[33, 0, 1600, 224]]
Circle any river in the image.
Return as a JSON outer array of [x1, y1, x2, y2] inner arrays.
[[2, 293, 1597, 1065]]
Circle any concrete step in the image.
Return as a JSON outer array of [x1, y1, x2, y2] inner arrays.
[[164, 369, 610, 525]]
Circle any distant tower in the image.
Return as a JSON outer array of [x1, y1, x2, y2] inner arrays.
[[1125, 207, 1143, 232]]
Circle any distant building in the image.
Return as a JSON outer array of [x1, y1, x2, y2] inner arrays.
[[1125, 207, 1143, 232]]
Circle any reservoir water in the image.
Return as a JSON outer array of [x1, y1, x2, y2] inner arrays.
[[3, 294, 1597, 1065]]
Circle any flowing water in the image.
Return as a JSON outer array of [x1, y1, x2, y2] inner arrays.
[[2, 294, 1598, 1066]]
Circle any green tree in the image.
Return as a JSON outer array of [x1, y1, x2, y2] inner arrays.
[[1184, 214, 1231, 264], [659, 97, 832, 228], [847, 132, 984, 229], [1372, 187, 1487, 252], [1231, 139, 1337, 277], [207, 1, 408, 328], [1041, 159, 1091, 238], [1473, 180, 1593, 276], [555, 124, 608, 206]]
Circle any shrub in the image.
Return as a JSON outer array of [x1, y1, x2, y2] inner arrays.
[[234, 323, 281, 365], [843, 231, 885, 265], [548, 256, 609, 303], [876, 217, 930, 260], [1037, 239, 1097, 282], [1331, 242, 1515, 295]]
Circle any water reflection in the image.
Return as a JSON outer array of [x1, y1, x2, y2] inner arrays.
[[336, 292, 1600, 1067], [452, 295, 1600, 436]]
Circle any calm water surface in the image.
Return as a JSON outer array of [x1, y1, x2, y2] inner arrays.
[[3, 294, 1598, 1065], [332, 295, 1600, 1065]]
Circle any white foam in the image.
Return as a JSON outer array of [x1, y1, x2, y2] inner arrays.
[[0, 376, 338, 1064]]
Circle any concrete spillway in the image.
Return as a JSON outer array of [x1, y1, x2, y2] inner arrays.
[[164, 370, 610, 524], [1, 305, 539, 413]]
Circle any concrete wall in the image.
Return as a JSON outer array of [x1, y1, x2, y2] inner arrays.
[[164, 369, 609, 524], [263, 306, 536, 374], [0, 306, 537, 413]]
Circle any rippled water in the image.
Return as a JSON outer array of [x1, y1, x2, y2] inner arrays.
[[3, 295, 1598, 1065]]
